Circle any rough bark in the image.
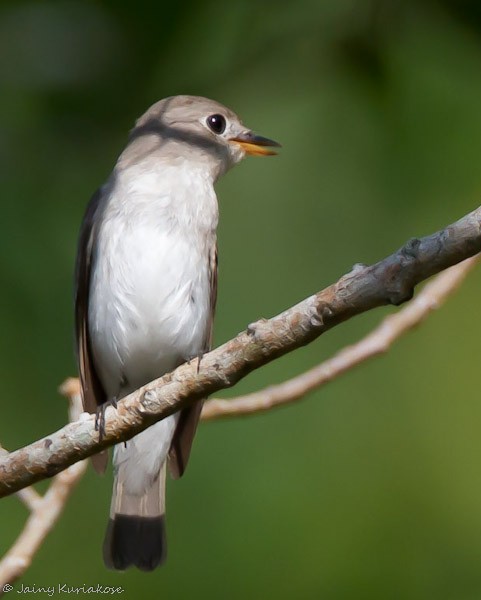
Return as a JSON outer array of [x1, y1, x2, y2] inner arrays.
[[0, 206, 479, 497]]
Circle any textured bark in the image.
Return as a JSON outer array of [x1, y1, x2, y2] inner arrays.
[[202, 256, 479, 419], [0, 380, 87, 588], [0, 206, 479, 497]]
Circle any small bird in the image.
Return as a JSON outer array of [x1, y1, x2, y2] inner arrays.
[[74, 95, 280, 571]]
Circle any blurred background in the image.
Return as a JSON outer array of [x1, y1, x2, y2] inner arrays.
[[1, 0, 481, 598]]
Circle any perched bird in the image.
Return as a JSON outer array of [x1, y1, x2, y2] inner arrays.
[[74, 95, 280, 571]]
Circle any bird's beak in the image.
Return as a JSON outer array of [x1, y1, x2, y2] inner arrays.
[[229, 131, 281, 156]]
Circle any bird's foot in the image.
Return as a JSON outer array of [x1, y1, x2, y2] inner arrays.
[[187, 351, 205, 373], [95, 396, 119, 442]]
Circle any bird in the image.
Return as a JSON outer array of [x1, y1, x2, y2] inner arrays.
[[74, 95, 280, 571]]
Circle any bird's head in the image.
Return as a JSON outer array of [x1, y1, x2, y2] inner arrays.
[[126, 95, 281, 179]]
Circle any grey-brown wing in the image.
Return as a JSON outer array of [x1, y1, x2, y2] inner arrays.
[[168, 243, 218, 479], [75, 188, 108, 472]]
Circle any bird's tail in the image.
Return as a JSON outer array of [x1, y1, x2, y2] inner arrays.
[[103, 462, 167, 571]]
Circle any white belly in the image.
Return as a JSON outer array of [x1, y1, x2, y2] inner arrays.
[[88, 197, 213, 398], [87, 162, 218, 495]]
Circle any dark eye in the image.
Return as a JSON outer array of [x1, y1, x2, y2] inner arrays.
[[207, 114, 226, 135]]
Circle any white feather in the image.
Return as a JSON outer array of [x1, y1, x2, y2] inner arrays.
[[88, 157, 218, 495]]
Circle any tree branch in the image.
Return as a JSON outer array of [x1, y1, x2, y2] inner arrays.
[[202, 255, 480, 419], [0, 381, 87, 588], [0, 206, 479, 497]]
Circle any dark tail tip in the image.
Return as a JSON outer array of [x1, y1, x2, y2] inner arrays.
[[103, 515, 167, 571]]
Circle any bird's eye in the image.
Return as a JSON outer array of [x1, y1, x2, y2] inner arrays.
[[206, 114, 226, 135]]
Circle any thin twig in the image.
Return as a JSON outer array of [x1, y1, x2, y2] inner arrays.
[[0, 384, 88, 590], [202, 256, 479, 419], [14, 488, 42, 513], [0, 257, 476, 591], [55, 257, 478, 421], [0, 206, 480, 497]]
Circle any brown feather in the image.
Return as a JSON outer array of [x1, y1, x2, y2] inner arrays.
[[75, 188, 109, 473], [168, 243, 218, 479]]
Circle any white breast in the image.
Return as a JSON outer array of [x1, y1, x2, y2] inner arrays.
[[88, 161, 218, 398]]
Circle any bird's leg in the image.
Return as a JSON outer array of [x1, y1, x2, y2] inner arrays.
[[187, 351, 205, 374], [95, 396, 119, 442]]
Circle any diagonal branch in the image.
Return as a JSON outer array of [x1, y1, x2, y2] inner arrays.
[[56, 256, 479, 422], [0, 206, 480, 497], [0, 381, 88, 589], [202, 255, 480, 419], [0, 254, 475, 589]]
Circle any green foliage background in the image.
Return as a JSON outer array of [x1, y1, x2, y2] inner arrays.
[[1, 1, 481, 598]]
